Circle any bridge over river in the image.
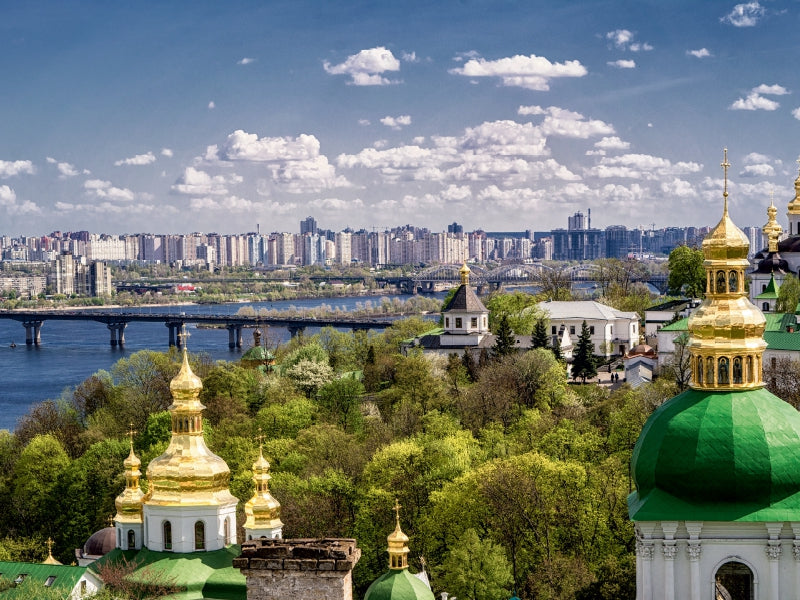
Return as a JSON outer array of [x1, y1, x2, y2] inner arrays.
[[0, 310, 393, 348]]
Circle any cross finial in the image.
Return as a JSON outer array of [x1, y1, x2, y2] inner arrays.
[[127, 422, 137, 449], [107, 515, 114, 528], [46, 537, 54, 554], [721, 148, 730, 214], [255, 427, 266, 450], [393, 498, 402, 525], [181, 323, 191, 350]]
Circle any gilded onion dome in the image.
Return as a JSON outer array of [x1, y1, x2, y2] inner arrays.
[[763, 196, 783, 252], [687, 149, 766, 391], [787, 160, 800, 215], [145, 348, 238, 507], [387, 499, 410, 570], [243, 445, 283, 533], [115, 428, 144, 524], [459, 262, 470, 285]]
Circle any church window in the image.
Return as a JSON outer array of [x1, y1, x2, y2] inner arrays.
[[718, 357, 730, 384], [706, 357, 714, 384], [195, 521, 205, 551], [551, 326, 556, 335], [127, 529, 135, 550], [715, 561, 754, 600], [570, 326, 575, 335], [763, 302, 770, 311], [716, 270, 727, 294], [455, 318, 462, 328], [762, 284, 767, 292], [729, 270, 738, 293], [747, 356, 754, 383], [589, 326, 595, 335], [696, 357, 703, 384], [772, 357, 777, 369], [471, 317, 478, 328], [733, 357, 743, 384], [445, 318, 450, 328], [163, 521, 172, 550]]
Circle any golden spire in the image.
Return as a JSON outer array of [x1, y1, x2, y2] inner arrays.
[[788, 155, 800, 215], [459, 262, 470, 285], [687, 150, 767, 390], [115, 425, 144, 526], [763, 191, 783, 253], [244, 428, 283, 537], [721, 148, 730, 216], [386, 499, 410, 570], [42, 538, 62, 565], [145, 333, 237, 508]]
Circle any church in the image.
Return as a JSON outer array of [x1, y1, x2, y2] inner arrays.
[[629, 152, 800, 599]]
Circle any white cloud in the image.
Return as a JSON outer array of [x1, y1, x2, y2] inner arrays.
[[793, 107, 800, 120], [380, 115, 412, 130], [606, 30, 652, 51], [373, 140, 388, 149], [687, 48, 712, 58], [753, 84, 789, 95], [743, 152, 770, 164], [171, 167, 241, 196], [449, 53, 587, 91], [608, 60, 636, 69], [211, 130, 321, 162], [740, 163, 775, 177], [660, 178, 696, 197], [114, 151, 156, 166], [721, 2, 765, 27], [594, 136, 630, 150], [0, 185, 16, 205], [358, 119, 371, 126], [237, 57, 255, 65], [401, 51, 418, 63], [537, 107, 615, 139], [47, 157, 80, 178], [208, 101, 216, 109], [518, 105, 546, 116], [0, 160, 35, 178], [730, 92, 779, 111], [452, 50, 481, 63], [161, 148, 174, 157], [589, 153, 701, 180], [269, 155, 350, 193], [83, 178, 135, 202], [323, 47, 401, 86], [309, 197, 365, 211]]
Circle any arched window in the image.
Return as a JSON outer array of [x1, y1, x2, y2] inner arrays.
[[715, 561, 754, 600], [697, 356, 703, 384], [763, 302, 770, 311], [716, 270, 727, 294], [747, 356, 754, 383], [127, 529, 135, 550], [163, 521, 172, 551], [718, 357, 730, 384], [729, 270, 738, 293], [195, 521, 205, 551], [733, 357, 743, 384]]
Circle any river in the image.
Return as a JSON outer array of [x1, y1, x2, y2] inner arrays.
[[0, 294, 444, 432]]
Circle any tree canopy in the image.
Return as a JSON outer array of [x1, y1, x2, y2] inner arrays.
[[776, 273, 800, 314], [667, 245, 705, 298]]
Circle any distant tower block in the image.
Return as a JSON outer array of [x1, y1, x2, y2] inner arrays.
[[234, 538, 361, 600]]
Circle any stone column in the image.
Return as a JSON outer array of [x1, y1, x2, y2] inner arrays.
[[687, 543, 701, 600], [234, 538, 361, 600], [108, 323, 127, 347], [767, 522, 782, 600], [23, 320, 43, 346], [662, 542, 677, 600], [166, 323, 176, 347], [227, 325, 237, 349], [636, 541, 654, 600]]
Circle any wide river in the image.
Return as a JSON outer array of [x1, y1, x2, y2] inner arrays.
[[0, 294, 444, 432]]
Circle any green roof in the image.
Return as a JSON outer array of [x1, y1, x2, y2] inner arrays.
[[659, 318, 687, 332], [764, 312, 797, 332], [90, 546, 245, 600], [764, 332, 800, 351], [0, 561, 87, 598], [364, 569, 435, 600], [629, 387, 800, 522], [756, 275, 779, 299]]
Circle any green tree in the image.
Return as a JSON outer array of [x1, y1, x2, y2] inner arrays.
[[285, 359, 334, 397], [317, 376, 365, 433], [440, 528, 513, 600], [571, 321, 597, 383], [492, 314, 516, 357], [532, 319, 549, 349], [486, 291, 542, 334], [551, 334, 564, 362], [667, 245, 705, 297], [777, 273, 800, 314]]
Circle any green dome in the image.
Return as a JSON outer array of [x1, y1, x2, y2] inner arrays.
[[629, 387, 800, 522], [364, 569, 434, 600]]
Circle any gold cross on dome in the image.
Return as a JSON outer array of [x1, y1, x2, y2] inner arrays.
[[46, 537, 54, 554], [181, 323, 191, 347], [255, 427, 266, 449], [393, 498, 402, 523], [721, 148, 730, 198]]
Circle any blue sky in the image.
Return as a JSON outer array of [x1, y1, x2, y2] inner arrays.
[[2, 0, 800, 235]]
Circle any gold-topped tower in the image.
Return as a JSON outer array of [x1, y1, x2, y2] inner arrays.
[[763, 192, 783, 253], [114, 425, 145, 550], [687, 149, 767, 390], [243, 430, 283, 540], [386, 499, 410, 570], [787, 157, 800, 217], [459, 262, 470, 285]]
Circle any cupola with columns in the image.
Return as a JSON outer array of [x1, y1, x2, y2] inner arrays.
[[243, 430, 283, 541], [114, 425, 145, 550]]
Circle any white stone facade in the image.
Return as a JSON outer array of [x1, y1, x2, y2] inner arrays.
[[635, 520, 800, 600], [143, 503, 237, 553]]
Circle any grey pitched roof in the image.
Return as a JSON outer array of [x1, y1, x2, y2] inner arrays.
[[442, 284, 488, 313], [539, 300, 637, 321]]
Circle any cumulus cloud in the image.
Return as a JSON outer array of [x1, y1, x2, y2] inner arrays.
[[0, 185, 16, 205], [380, 115, 412, 130], [721, 2, 765, 27], [401, 51, 418, 63], [608, 60, 636, 69], [171, 167, 241, 196], [47, 157, 81, 178], [309, 197, 365, 211], [594, 136, 630, 150], [237, 57, 255, 65], [536, 107, 615, 138], [114, 151, 156, 166], [518, 105, 546, 116], [753, 84, 789, 95], [323, 47, 401, 85], [606, 29, 653, 51], [208, 101, 216, 109], [740, 163, 775, 177], [449, 53, 587, 91], [687, 48, 712, 58], [0, 160, 35, 178], [588, 153, 701, 180], [83, 179, 135, 202], [793, 107, 800, 120], [730, 92, 780, 111], [358, 119, 371, 126], [161, 148, 174, 157], [210, 130, 321, 162], [743, 152, 771, 164], [55, 200, 169, 215]]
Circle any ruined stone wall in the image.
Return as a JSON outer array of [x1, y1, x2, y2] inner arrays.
[[233, 538, 361, 600]]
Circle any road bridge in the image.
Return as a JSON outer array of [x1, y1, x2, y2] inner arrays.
[[0, 310, 392, 348]]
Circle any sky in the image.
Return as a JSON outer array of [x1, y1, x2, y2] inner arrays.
[[3, 0, 800, 236]]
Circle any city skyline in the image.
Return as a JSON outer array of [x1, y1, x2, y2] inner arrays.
[[4, 1, 800, 234]]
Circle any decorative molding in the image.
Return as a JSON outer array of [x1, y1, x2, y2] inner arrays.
[[687, 543, 701, 561], [637, 542, 655, 560], [662, 543, 677, 560], [793, 542, 800, 561], [766, 543, 782, 561]]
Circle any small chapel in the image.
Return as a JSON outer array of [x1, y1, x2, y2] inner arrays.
[[628, 151, 800, 599]]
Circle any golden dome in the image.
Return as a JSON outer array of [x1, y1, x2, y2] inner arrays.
[[145, 348, 237, 507], [687, 150, 766, 391], [243, 446, 283, 533], [788, 161, 800, 215], [42, 538, 62, 565], [459, 262, 471, 285], [763, 196, 783, 252], [387, 499, 410, 570], [115, 433, 145, 524]]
